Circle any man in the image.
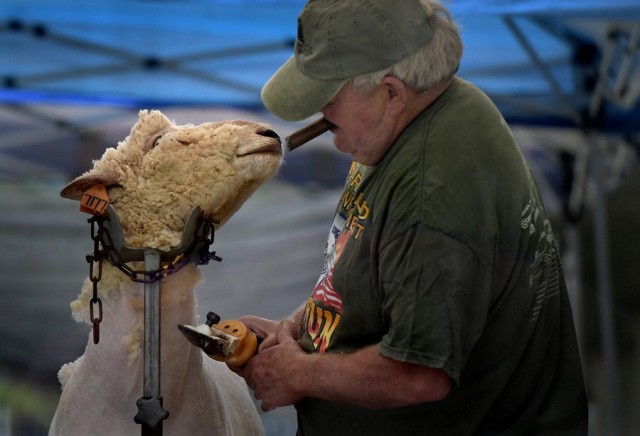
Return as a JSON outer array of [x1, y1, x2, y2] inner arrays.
[[236, 0, 589, 434]]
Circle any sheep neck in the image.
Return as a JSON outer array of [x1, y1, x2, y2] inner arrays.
[[81, 263, 207, 406]]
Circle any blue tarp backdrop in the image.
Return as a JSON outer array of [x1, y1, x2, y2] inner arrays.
[[1, 0, 639, 132]]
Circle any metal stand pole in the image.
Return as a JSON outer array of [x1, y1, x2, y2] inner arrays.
[[144, 250, 162, 408], [134, 250, 169, 435], [100, 205, 211, 433], [589, 140, 622, 436]]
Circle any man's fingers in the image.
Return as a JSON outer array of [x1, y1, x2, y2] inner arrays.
[[258, 334, 278, 352], [237, 315, 275, 339], [276, 320, 295, 343], [258, 319, 295, 352]]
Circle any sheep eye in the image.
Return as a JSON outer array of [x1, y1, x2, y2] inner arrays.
[[149, 134, 163, 150]]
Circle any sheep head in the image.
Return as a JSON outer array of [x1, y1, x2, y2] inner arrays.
[[61, 110, 283, 251]]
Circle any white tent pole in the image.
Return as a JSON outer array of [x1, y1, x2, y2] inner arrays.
[[586, 136, 622, 436]]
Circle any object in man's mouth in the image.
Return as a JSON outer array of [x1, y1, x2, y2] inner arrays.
[[285, 117, 334, 151]]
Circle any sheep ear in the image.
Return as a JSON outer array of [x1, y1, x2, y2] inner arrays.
[[133, 109, 173, 136], [60, 172, 118, 200]]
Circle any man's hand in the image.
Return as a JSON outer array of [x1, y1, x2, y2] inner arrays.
[[236, 320, 308, 411], [236, 315, 278, 343]]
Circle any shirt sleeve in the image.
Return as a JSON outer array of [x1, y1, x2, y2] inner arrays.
[[377, 223, 493, 385]]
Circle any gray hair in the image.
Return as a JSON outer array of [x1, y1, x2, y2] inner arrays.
[[352, 0, 463, 94]]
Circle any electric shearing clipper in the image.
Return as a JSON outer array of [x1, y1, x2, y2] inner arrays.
[[178, 311, 259, 368]]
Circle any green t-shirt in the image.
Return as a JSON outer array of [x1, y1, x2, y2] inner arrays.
[[296, 78, 587, 435]]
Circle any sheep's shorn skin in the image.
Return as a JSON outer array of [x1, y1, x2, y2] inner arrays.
[[49, 110, 282, 435]]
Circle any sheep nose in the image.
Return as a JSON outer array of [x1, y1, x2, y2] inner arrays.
[[258, 128, 280, 142]]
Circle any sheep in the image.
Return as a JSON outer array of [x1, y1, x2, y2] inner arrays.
[[49, 109, 283, 435]]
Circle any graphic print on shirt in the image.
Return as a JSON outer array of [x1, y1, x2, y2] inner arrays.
[[301, 214, 348, 352], [521, 188, 562, 323], [311, 222, 349, 314], [300, 162, 370, 352], [342, 163, 370, 239]]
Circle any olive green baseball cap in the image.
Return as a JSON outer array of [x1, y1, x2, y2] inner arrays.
[[261, 0, 434, 121]]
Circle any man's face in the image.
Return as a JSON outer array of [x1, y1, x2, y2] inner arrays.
[[321, 81, 398, 166]]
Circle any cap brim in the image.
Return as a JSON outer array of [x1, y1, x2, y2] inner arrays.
[[261, 56, 346, 122]]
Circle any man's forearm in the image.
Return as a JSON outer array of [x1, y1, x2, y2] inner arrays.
[[297, 344, 452, 409]]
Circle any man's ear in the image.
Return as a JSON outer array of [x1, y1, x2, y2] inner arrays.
[[382, 76, 409, 116]]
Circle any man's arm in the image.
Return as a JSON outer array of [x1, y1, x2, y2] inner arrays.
[[239, 320, 452, 411]]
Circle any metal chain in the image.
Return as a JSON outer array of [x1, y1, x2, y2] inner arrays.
[[95, 217, 221, 284], [82, 215, 222, 344], [88, 217, 104, 344], [199, 218, 221, 264], [83, 213, 221, 344]]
